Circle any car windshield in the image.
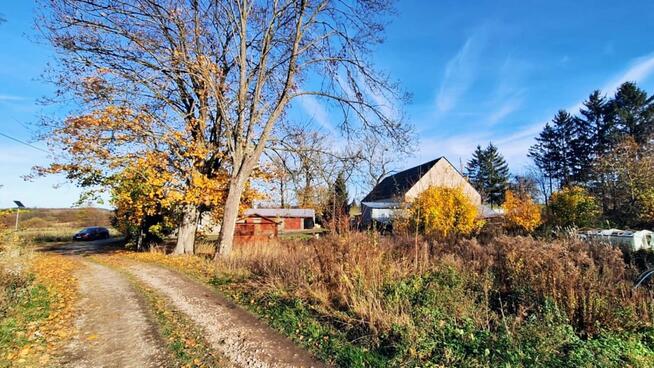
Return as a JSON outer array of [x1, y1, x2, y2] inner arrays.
[[80, 228, 96, 234]]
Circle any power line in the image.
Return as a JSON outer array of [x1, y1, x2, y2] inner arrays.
[[0, 131, 49, 154]]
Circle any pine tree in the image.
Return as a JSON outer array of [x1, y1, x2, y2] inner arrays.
[[466, 143, 510, 207], [579, 90, 612, 155], [610, 82, 654, 144], [529, 110, 576, 188], [551, 110, 575, 185], [465, 145, 486, 198], [325, 171, 349, 223], [569, 115, 594, 184], [529, 123, 560, 194], [484, 143, 510, 207]]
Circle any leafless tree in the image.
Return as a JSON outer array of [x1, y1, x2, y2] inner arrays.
[[266, 122, 362, 213], [264, 149, 294, 208], [525, 165, 552, 205], [357, 131, 412, 188], [39, 0, 410, 256]]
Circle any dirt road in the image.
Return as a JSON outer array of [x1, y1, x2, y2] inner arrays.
[[49, 240, 325, 368], [126, 263, 326, 368], [60, 260, 165, 368]]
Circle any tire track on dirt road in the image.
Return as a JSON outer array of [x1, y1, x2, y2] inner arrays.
[[124, 263, 327, 368], [60, 260, 166, 368]]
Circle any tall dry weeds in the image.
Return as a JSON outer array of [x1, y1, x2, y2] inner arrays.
[[210, 233, 654, 341]]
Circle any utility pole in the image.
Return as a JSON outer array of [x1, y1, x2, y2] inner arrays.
[[13, 200, 25, 231]]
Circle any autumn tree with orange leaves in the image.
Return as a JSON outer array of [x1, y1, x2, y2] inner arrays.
[[36, 107, 238, 252], [503, 190, 542, 234], [38, 0, 410, 256]]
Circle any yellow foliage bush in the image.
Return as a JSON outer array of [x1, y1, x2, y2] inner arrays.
[[404, 186, 482, 239], [503, 190, 542, 233], [549, 186, 600, 228]]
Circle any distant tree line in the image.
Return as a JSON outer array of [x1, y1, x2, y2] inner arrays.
[[529, 81, 654, 228]]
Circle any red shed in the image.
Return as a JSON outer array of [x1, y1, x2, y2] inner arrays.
[[234, 214, 280, 244], [244, 208, 315, 232]]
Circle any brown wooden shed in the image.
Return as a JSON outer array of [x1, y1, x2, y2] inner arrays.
[[234, 214, 280, 244]]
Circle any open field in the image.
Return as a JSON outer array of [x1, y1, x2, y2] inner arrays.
[[0, 208, 120, 243], [0, 208, 112, 230]]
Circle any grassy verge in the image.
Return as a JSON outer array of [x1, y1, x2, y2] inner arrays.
[[135, 279, 231, 367], [214, 285, 388, 366], [0, 250, 78, 367], [0, 282, 51, 367]]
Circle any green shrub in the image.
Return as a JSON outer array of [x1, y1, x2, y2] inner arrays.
[[548, 186, 601, 228]]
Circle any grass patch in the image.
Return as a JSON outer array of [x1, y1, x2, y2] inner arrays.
[[134, 280, 230, 367], [0, 251, 78, 367], [213, 285, 388, 367], [16, 227, 121, 243], [0, 283, 51, 367]]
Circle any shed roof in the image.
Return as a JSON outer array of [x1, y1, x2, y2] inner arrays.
[[362, 158, 443, 202], [245, 208, 315, 218], [237, 214, 281, 224]]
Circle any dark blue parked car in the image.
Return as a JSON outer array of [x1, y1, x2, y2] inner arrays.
[[73, 227, 110, 241]]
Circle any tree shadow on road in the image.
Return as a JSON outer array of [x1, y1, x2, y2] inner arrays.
[[38, 237, 128, 256]]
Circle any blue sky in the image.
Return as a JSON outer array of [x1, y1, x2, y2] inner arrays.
[[2, 1, 654, 208]]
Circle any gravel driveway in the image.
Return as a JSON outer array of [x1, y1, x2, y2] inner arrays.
[[60, 261, 165, 368], [125, 263, 326, 368]]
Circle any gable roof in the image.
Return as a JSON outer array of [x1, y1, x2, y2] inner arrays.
[[362, 157, 443, 202]]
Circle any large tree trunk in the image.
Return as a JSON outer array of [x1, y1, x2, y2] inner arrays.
[[174, 205, 199, 255], [216, 180, 246, 257]]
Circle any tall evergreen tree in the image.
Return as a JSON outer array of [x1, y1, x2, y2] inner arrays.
[[466, 143, 510, 207], [579, 90, 612, 155], [484, 143, 510, 206], [530, 81, 654, 212], [529, 123, 559, 195], [465, 145, 486, 195], [529, 110, 576, 188], [325, 171, 349, 223], [610, 82, 654, 144], [569, 115, 594, 183], [551, 110, 575, 185]]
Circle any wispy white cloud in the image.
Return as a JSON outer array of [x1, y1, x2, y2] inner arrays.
[[490, 52, 654, 169], [415, 53, 654, 172], [602, 53, 654, 94], [436, 30, 488, 112], [486, 98, 522, 126], [298, 95, 337, 135], [0, 94, 25, 102], [481, 56, 526, 126]]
